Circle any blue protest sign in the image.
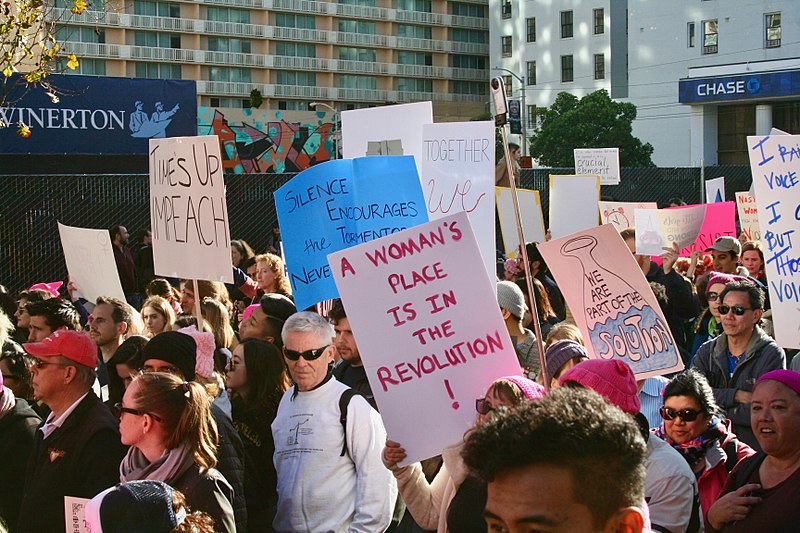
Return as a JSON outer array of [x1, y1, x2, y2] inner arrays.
[[275, 155, 428, 310]]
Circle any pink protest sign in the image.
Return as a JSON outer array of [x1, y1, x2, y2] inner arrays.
[[670, 201, 737, 256], [538, 224, 684, 379], [329, 211, 522, 464]]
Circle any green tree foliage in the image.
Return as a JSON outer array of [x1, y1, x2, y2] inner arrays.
[[529, 89, 655, 167], [249, 88, 263, 109]]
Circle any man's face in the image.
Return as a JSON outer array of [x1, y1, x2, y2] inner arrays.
[[720, 290, 761, 339], [27, 315, 53, 342], [711, 250, 738, 274], [283, 330, 334, 392], [117, 226, 129, 245], [15, 297, 29, 328], [89, 304, 123, 348], [142, 358, 186, 379], [143, 231, 152, 246], [239, 307, 270, 342], [180, 284, 194, 314], [333, 317, 361, 366], [30, 356, 70, 404]]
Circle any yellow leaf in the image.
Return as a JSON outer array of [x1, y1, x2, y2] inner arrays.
[[2, 66, 13, 78], [66, 54, 79, 70], [17, 124, 31, 138], [71, 0, 88, 14]]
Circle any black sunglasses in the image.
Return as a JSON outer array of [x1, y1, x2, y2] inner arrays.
[[113, 402, 163, 422], [283, 345, 330, 361], [719, 305, 752, 316], [31, 358, 69, 370], [660, 406, 703, 422], [475, 398, 494, 415], [707, 291, 720, 302]]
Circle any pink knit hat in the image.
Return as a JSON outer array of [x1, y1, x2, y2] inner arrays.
[[28, 281, 63, 298], [177, 326, 215, 379], [706, 273, 747, 294], [559, 359, 640, 414], [498, 375, 546, 400], [756, 370, 800, 396], [241, 304, 260, 322]]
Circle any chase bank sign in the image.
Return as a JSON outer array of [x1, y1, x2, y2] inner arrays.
[[679, 69, 800, 104]]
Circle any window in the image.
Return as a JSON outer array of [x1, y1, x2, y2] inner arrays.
[[453, 80, 485, 95], [501, 35, 512, 57], [340, 0, 376, 6], [57, 57, 105, 75], [561, 11, 573, 38], [527, 105, 537, 129], [766, 13, 781, 48], [397, 78, 432, 93], [134, 0, 179, 17], [208, 37, 251, 54], [210, 97, 248, 108], [277, 71, 316, 86], [209, 66, 251, 83], [451, 29, 487, 43], [55, 26, 105, 43], [398, 51, 432, 65], [338, 19, 376, 34], [134, 31, 180, 48], [527, 61, 536, 85], [276, 13, 315, 29], [561, 55, 573, 82], [339, 47, 375, 62], [687, 22, 695, 47], [501, 0, 511, 19], [594, 54, 605, 80], [397, 24, 431, 39], [276, 100, 311, 111], [702, 19, 718, 54], [451, 54, 485, 69], [398, 0, 431, 11], [207, 7, 249, 23], [526, 18, 536, 42], [135, 62, 181, 79], [593, 8, 604, 34], [503, 75, 512, 97], [276, 42, 316, 57], [450, 2, 485, 18], [339, 74, 377, 90]]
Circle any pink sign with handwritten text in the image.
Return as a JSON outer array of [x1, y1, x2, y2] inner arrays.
[[670, 201, 736, 256], [329, 212, 521, 465]]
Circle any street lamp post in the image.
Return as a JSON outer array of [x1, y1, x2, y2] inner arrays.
[[492, 67, 526, 158], [310, 101, 339, 160]]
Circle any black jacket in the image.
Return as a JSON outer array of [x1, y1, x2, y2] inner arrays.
[[0, 398, 41, 532], [211, 403, 248, 532], [172, 465, 235, 533]]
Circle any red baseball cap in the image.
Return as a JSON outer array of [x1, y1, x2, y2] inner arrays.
[[24, 330, 97, 369]]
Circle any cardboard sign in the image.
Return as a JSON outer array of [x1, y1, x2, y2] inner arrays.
[[57, 223, 125, 302], [735, 191, 761, 241], [549, 175, 600, 239], [275, 156, 428, 310], [421, 121, 495, 280], [496, 187, 546, 257], [64, 496, 89, 533], [329, 212, 522, 464], [598, 201, 657, 231], [574, 148, 620, 185], [706, 176, 726, 203], [747, 134, 800, 348], [539, 224, 684, 379], [673, 201, 737, 256], [634, 205, 706, 256], [148, 135, 233, 283]]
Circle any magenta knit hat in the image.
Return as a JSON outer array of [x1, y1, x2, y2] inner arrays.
[[559, 359, 640, 414], [756, 370, 800, 396], [706, 273, 747, 294], [498, 375, 546, 400]]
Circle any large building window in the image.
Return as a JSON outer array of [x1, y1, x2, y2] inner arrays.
[[55, 25, 105, 43], [503, 75, 512, 97], [397, 24, 432, 39], [339, 74, 377, 90], [398, 0, 431, 11], [209, 66, 251, 83], [451, 29, 487, 43], [340, 0, 376, 6], [207, 6, 249, 23], [276, 13, 315, 29], [277, 71, 316, 86], [561, 54, 573, 82], [594, 54, 605, 80], [57, 57, 105, 75], [339, 19, 376, 34], [339, 47, 375, 62], [451, 54, 485, 69], [527, 105, 537, 129], [134, 0, 179, 17], [134, 31, 180, 48], [398, 51, 432, 65], [210, 97, 248, 108], [397, 77, 432, 92], [561, 10, 573, 38], [702, 19, 718, 54], [453, 80, 485, 95], [688, 22, 695, 47], [501, 0, 511, 19], [765, 13, 781, 48], [450, 2, 485, 18], [135, 62, 181, 79], [526, 17, 536, 42], [593, 8, 604, 34], [527, 61, 536, 85], [276, 42, 316, 57], [501, 35, 512, 57], [208, 37, 251, 54]]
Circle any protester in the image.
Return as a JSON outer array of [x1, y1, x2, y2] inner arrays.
[[134, 229, 155, 297], [118, 372, 235, 533], [329, 299, 375, 405], [200, 297, 238, 353], [141, 296, 176, 337], [705, 236, 741, 275], [24, 298, 81, 342], [110, 225, 140, 308], [383, 375, 544, 532], [691, 281, 785, 449], [462, 386, 648, 533], [523, 242, 566, 321], [543, 321, 584, 350], [638, 375, 670, 429], [238, 293, 296, 349], [13, 288, 54, 343], [496, 281, 538, 379], [106, 335, 148, 406], [90, 296, 139, 365], [18, 330, 126, 533], [740, 241, 766, 282], [690, 273, 745, 361], [230, 240, 255, 270], [502, 258, 520, 281], [253, 253, 292, 299], [227, 338, 290, 531], [272, 311, 397, 532], [179, 280, 231, 316], [0, 340, 32, 402], [146, 279, 182, 315], [541, 339, 588, 390], [494, 142, 521, 188], [705, 370, 800, 532]]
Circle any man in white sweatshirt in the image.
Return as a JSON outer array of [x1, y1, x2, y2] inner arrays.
[[272, 311, 397, 533]]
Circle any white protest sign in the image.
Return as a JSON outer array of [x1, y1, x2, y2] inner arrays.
[[549, 175, 600, 239], [64, 496, 89, 533], [634, 205, 706, 256], [496, 187, 546, 257], [598, 201, 658, 231], [421, 121, 495, 279], [735, 191, 760, 241], [149, 135, 233, 283], [706, 176, 726, 203], [57, 223, 125, 302], [574, 148, 620, 185], [747, 134, 800, 348], [329, 212, 522, 464]]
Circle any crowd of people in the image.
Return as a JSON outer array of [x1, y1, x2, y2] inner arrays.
[[0, 219, 798, 533]]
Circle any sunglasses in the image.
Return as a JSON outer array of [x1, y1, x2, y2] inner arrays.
[[113, 403, 163, 422], [475, 398, 494, 415], [719, 305, 753, 316], [31, 358, 69, 370], [283, 345, 330, 361], [707, 291, 720, 302], [660, 406, 703, 422]]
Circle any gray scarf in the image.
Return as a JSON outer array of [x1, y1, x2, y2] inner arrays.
[[120, 441, 195, 484]]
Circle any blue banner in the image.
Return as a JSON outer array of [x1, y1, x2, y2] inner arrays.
[[0, 74, 196, 154], [679, 69, 800, 104], [275, 155, 429, 310]]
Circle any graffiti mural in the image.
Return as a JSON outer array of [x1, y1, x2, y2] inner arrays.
[[198, 107, 336, 174]]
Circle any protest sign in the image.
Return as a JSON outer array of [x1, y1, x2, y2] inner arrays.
[[549, 175, 600, 239], [598, 201, 657, 231], [634, 205, 706, 256], [421, 121, 495, 279], [747, 134, 800, 348], [736, 191, 760, 241], [329, 212, 522, 464], [496, 187, 546, 257], [539, 224, 684, 379], [64, 496, 89, 533], [57, 223, 125, 302], [706, 176, 726, 203], [275, 156, 428, 310], [674, 201, 736, 255], [148, 135, 233, 283], [574, 148, 620, 185], [341, 102, 433, 174]]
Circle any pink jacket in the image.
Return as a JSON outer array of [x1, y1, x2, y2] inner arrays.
[[698, 427, 755, 517]]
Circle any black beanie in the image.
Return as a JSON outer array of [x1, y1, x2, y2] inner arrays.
[[141, 331, 197, 380], [99, 481, 180, 533]]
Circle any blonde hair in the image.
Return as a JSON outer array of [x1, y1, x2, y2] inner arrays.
[[180, 280, 232, 314], [200, 297, 237, 351], [141, 296, 176, 336], [544, 322, 584, 350], [254, 253, 292, 296]]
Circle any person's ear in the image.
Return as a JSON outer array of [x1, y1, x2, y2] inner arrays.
[[604, 506, 645, 533], [500, 309, 511, 321], [753, 308, 763, 323], [63, 364, 77, 385], [118, 321, 128, 337]]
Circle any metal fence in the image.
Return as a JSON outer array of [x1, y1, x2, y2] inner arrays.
[[0, 165, 754, 294]]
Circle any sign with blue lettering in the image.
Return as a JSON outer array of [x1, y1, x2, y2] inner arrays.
[[0, 74, 196, 154], [275, 156, 429, 310], [679, 69, 800, 104]]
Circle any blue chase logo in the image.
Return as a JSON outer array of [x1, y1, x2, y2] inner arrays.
[[746, 77, 761, 94], [129, 100, 181, 138]]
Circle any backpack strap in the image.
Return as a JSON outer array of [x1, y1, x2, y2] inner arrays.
[[339, 388, 361, 457], [722, 438, 740, 473], [730, 452, 767, 490]]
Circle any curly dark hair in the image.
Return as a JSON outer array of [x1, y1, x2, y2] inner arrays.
[[663, 369, 721, 417]]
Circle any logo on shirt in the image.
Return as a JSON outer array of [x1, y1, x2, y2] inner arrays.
[[286, 418, 311, 446], [48, 448, 65, 462]]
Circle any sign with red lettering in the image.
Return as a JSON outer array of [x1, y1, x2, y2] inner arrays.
[[538, 224, 684, 379], [736, 191, 760, 241], [329, 212, 522, 464]]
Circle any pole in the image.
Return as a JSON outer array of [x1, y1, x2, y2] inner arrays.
[[520, 77, 527, 158], [192, 279, 203, 329]]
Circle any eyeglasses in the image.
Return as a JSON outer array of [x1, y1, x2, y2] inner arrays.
[[283, 345, 329, 361], [475, 398, 494, 415], [707, 292, 720, 302], [31, 358, 69, 370], [141, 364, 181, 375], [113, 403, 163, 422], [660, 406, 703, 422], [719, 305, 753, 316]]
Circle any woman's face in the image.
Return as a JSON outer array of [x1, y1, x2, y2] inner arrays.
[[116, 364, 136, 390], [663, 395, 708, 445], [751, 380, 800, 459], [231, 247, 242, 267], [255, 261, 276, 291], [476, 385, 515, 425], [142, 306, 167, 336], [226, 345, 248, 394], [707, 283, 726, 318], [741, 250, 763, 277], [0, 358, 23, 397], [119, 380, 144, 447], [15, 297, 29, 328]]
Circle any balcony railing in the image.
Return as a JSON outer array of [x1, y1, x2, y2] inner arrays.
[[396, 10, 444, 26], [272, 55, 330, 71], [448, 14, 489, 30], [396, 37, 449, 52], [269, 0, 331, 15], [336, 3, 389, 20], [395, 63, 446, 79], [335, 32, 388, 47], [202, 20, 267, 38], [197, 80, 269, 96], [273, 85, 330, 99], [203, 0, 267, 9], [335, 59, 390, 75], [128, 46, 196, 62], [272, 27, 331, 43], [59, 41, 122, 58], [204, 50, 267, 67], [450, 41, 489, 54]]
